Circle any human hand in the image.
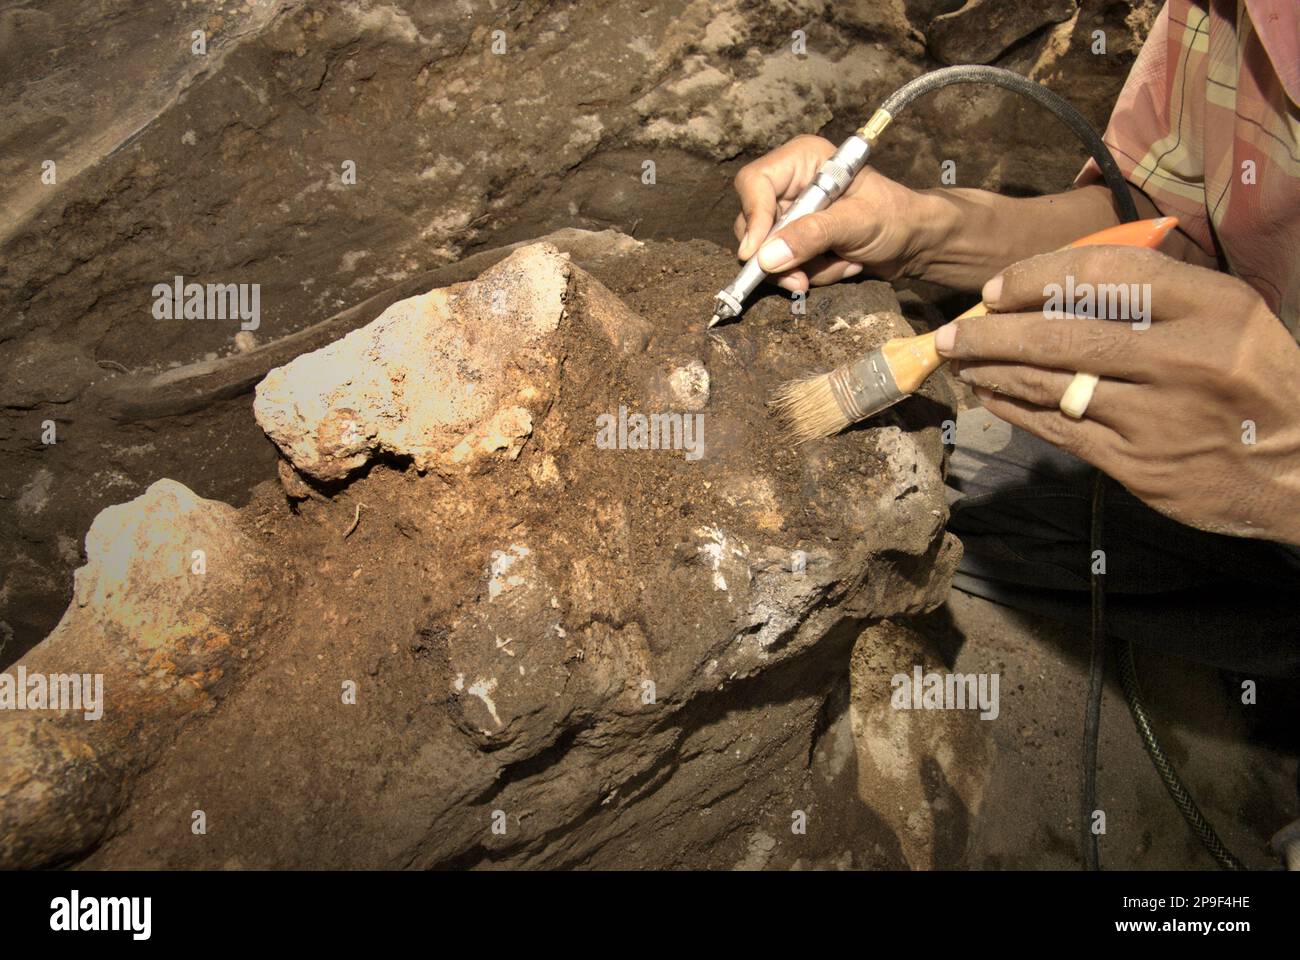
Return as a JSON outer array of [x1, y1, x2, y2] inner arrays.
[[936, 246, 1300, 544], [732, 134, 937, 292]]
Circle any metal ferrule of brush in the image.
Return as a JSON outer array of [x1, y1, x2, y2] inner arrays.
[[829, 351, 904, 422], [713, 134, 871, 321]]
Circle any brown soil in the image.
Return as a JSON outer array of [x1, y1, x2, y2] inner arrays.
[[74, 238, 952, 869], [1, 0, 1155, 660]]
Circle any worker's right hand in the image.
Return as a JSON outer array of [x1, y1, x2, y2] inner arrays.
[[732, 134, 933, 293]]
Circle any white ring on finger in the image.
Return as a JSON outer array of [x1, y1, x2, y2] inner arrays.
[[1060, 372, 1099, 419]]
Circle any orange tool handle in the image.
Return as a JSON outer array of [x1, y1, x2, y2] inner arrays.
[[881, 217, 1179, 393]]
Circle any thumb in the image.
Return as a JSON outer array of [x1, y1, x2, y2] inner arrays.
[[756, 207, 856, 273]]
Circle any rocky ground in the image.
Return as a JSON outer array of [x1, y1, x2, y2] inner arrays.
[[1, 0, 1159, 655], [2, 0, 1295, 871], [3, 236, 964, 869], [4, 232, 1294, 871]]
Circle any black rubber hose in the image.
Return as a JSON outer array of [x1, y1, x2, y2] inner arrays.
[[874, 65, 1241, 870], [876, 65, 1139, 223], [1083, 471, 1107, 871], [1117, 641, 1246, 869]]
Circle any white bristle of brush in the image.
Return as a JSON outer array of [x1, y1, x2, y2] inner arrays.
[[769, 371, 851, 444]]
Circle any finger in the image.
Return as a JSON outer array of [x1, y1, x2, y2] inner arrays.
[[734, 169, 778, 261], [764, 255, 868, 294], [739, 208, 774, 262], [769, 260, 848, 292], [734, 140, 833, 259], [971, 385, 1125, 473], [736, 200, 794, 260], [756, 203, 864, 274], [936, 312, 1153, 380], [952, 361, 1135, 431], [772, 269, 809, 293], [980, 245, 1241, 320], [805, 256, 863, 286]]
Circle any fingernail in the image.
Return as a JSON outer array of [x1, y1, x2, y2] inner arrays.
[[981, 273, 1003, 306], [757, 238, 793, 272], [739, 232, 752, 259], [935, 321, 957, 355], [843, 262, 863, 278]]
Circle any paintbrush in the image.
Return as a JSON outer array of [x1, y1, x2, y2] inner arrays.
[[770, 217, 1179, 442]]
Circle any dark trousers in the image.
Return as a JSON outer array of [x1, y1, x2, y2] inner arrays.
[[946, 409, 1300, 678]]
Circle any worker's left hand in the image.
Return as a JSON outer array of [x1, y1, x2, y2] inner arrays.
[[935, 245, 1300, 545]]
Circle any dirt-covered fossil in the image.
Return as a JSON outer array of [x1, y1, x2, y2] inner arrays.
[[0, 235, 961, 869], [0, 0, 1156, 663]]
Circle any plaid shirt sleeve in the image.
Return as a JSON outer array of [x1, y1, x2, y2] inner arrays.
[[1075, 0, 1300, 336], [1075, 2, 1219, 261]]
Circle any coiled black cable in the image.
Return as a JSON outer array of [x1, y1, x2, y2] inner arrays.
[[874, 65, 1241, 869]]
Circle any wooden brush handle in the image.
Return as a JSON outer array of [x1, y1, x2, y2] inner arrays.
[[880, 302, 986, 394]]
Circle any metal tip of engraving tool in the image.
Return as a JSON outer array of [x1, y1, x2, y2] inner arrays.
[[709, 298, 738, 328]]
